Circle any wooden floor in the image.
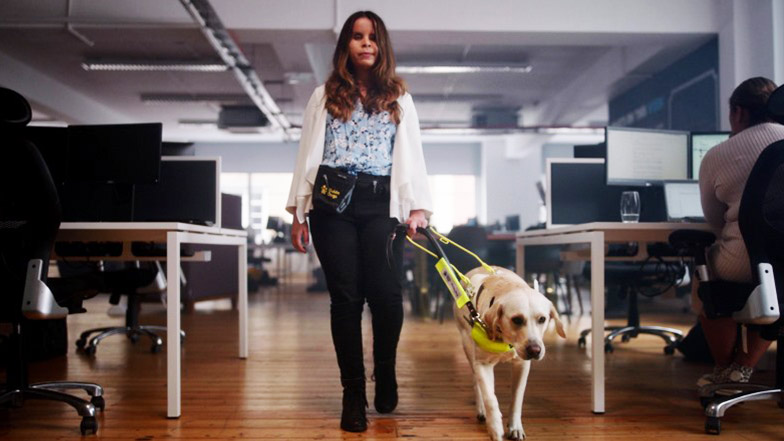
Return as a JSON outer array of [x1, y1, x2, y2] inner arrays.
[[1, 283, 782, 440]]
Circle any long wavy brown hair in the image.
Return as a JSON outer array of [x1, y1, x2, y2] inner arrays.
[[325, 11, 406, 124]]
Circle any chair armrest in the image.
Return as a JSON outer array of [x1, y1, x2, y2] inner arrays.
[[22, 259, 68, 320], [734, 263, 780, 325]]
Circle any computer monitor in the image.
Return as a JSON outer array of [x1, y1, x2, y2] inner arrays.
[[605, 126, 689, 186], [690, 132, 730, 179], [133, 157, 221, 227], [547, 158, 666, 228], [663, 182, 704, 221], [574, 142, 606, 159], [505, 215, 520, 232], [59, 123, 162, 222], [23, 126, 68, 185], [66, 123, 162, 184]]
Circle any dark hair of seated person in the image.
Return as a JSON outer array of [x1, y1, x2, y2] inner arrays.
[[729, 77, 778, 127]]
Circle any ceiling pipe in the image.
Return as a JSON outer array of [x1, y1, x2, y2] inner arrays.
[[178, 0, 292, 135], [65, 0, 94, 47]]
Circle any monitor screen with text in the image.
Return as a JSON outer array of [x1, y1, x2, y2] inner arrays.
[[690, 132, 730, 179], [606, 127, 689, 186]]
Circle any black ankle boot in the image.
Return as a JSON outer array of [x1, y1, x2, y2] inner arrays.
[[373, 361, 398, 413], [340, 377, 368, 432]]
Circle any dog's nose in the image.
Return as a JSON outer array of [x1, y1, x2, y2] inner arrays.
[[525, 344, 541, 359]]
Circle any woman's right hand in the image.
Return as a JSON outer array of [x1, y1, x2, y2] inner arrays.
[[291, 216, 310, 253]]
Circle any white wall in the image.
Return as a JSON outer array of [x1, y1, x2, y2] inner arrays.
[[194, 141, 299, 173], [481, 136, 543, 229], [194, 140, 481, 174], [718, 0, 784, 130]]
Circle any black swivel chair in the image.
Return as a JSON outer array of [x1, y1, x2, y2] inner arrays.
[[670, 139, 784, 435], [70, 260, 185, 356], [577, 249, 686, 354], [444, 225, 489, 274], [0, 87, 103, 434]]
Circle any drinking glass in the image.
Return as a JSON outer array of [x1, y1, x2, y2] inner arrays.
[[620, 191, 640, 223]]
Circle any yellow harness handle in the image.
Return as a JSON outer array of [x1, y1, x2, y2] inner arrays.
[[428, 229, 496, 275], [405, 235, 473, 286], [405, 228, 496, 283]]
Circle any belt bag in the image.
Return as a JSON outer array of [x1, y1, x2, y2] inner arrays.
[[313, 165, 357, 213]]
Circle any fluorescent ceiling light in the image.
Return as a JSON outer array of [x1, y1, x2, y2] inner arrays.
[[396, 64, 532, 74], [82, 60, 228, 72], [421, 126, 603, 135], [142, 93, 249, 104]]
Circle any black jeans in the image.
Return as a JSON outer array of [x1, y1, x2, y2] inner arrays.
[[309, 174, 403, 380]]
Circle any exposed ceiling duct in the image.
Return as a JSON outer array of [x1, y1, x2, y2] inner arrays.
[[178, 0, 292, 135]]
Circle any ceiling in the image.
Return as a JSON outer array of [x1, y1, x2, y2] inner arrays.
[[0, 0, 723, 142]]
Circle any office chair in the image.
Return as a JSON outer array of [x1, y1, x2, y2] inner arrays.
[[431, 225, 490, 321], [524, 245, 584, 316], [670, 139, 784, 435], [576, 256, 686, 354], [0, 87, 103, 434], [73, 261, 185, 356]]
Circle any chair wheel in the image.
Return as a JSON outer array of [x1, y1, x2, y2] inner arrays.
[[621, 334, 631, 343], [664, 345, 675, 355], [80, 416, 98, 435], [700, 396, 713, 408], [151, 344, 162, 354], [129, 333, 140, 344], [75, 339, 86, 349], [577, 337, 586, 348], [705, 416, 721, 434], [604, 343, 614, 353], [90, 395, 105, 411], [84, 345, 97, 356]]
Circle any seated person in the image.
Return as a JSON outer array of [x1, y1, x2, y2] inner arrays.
[[695, 77, 784, 386]]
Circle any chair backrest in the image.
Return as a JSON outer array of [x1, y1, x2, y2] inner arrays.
[[445, 225, 489, 274], [0, 88, 62, 321], [736, 139, 784, 326]]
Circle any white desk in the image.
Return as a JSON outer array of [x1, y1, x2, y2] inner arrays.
[[54, 222, 248, 418], [515, 222, 712, 414]]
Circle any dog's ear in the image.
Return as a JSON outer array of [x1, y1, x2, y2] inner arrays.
[[549, 302, 566, 338], [483, 303, 504, 341]]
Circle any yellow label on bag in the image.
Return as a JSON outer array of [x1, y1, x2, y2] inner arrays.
[[320, 185, 340, 199], [436, 258, 469, 308]]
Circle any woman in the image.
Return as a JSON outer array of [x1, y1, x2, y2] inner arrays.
[[697, 77, 784, 387], [285, 11, 432, 433]]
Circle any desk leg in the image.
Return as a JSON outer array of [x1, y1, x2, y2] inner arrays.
[[590, 232, 605, 414], [238, 243, 248, 359], [166, 232, 182, 418], [515, 242, 525, 279]]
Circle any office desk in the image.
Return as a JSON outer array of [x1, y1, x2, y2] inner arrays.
[[54, 222, 248, 418], [515, 222, 711, 414]]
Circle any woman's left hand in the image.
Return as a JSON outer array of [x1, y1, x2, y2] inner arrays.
[[405, 209, 428, 237]]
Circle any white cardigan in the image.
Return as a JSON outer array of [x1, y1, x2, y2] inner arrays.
[[286, 85, 433, 223]]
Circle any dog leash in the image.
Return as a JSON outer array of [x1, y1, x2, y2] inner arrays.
[[388, 225, 513, 354]]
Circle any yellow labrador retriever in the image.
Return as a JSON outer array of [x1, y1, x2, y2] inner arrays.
[[453, 266, 566, 441]]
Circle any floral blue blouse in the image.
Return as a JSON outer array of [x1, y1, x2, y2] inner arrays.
[[321, 100, 396, 176]]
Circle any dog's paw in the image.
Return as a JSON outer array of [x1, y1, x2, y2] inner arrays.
[[487, 420, 505, 441], [476, 412, 486, 423], [506, 423, 526, 440]]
